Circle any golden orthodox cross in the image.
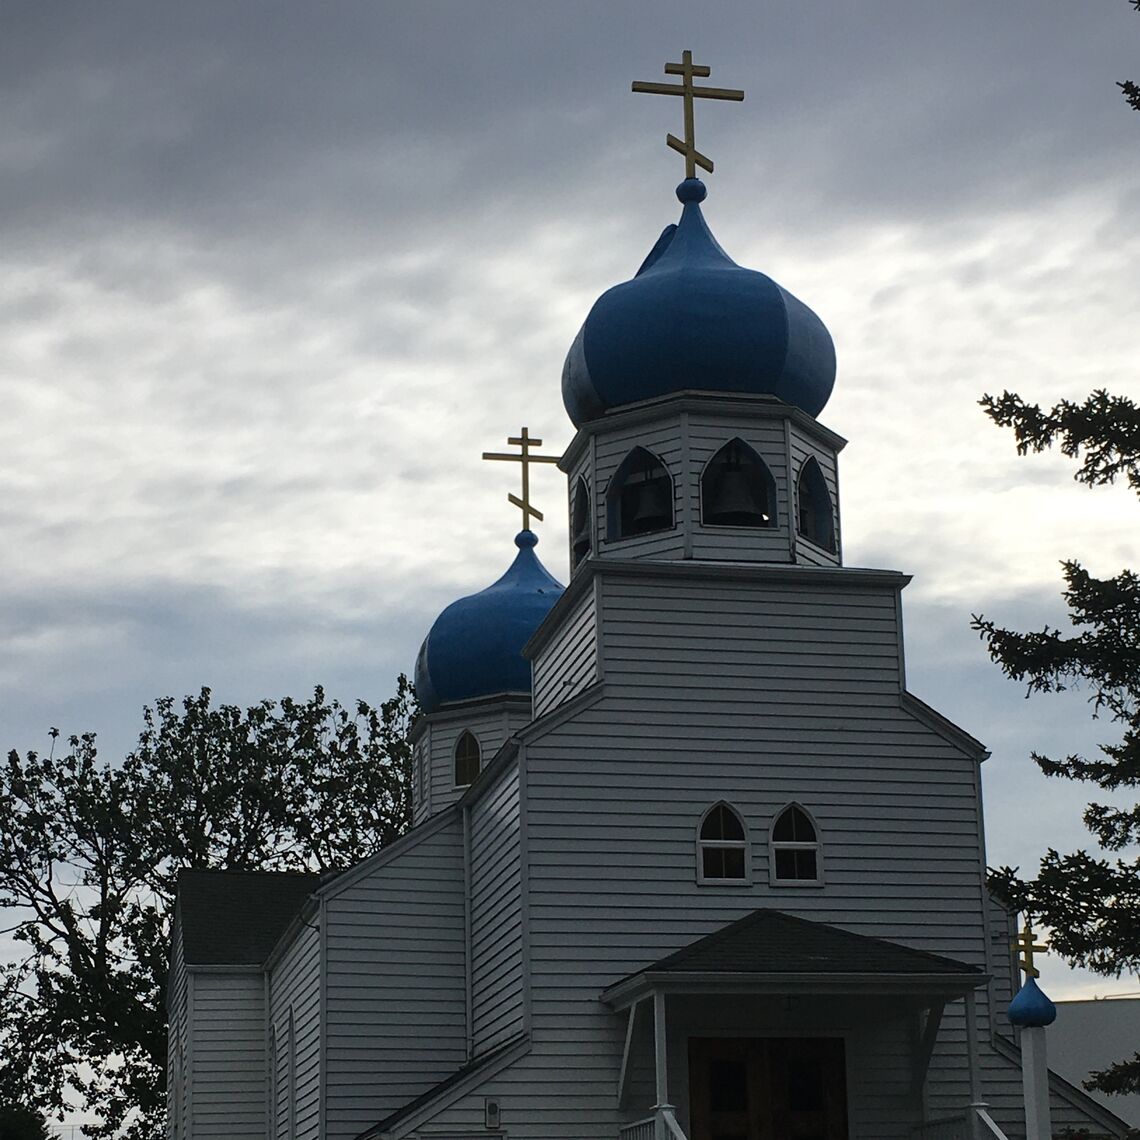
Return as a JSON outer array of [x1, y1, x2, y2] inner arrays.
[[482, 427, 561, 531], [632, 50, 745, 179], [1014, 922, 1049, 980]]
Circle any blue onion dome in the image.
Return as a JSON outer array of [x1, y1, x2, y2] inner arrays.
[[1007, 977, 1057, 1028], [562, 178, 836, 428], [414, 531, 565, 715]]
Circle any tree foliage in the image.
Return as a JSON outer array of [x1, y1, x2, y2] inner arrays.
[[0, 676, 416, 1138], [0, 1105, 50, 1140], [1122, 0, 1140, 113], [974, 390, 1140, 1100]]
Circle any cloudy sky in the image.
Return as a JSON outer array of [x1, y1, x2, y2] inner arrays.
[[3, 3, 1138, 1003]]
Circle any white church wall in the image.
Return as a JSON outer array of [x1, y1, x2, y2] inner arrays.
[[530, 578, 598, 719], [469, 757, 525, 1055], [267, 921, 320, 1140], [322, 811, 467, 1139], [186, 969, 266, 1138], [511, 568, 991, 1138], [166, 918, 190, 1139]]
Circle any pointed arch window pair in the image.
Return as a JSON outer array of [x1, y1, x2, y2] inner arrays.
[[697, 802, 822, 885], [454, 730, 481, 787]]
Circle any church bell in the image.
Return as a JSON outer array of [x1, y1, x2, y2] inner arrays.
[[627, 478, 671, 534], [706, 466, 769, 527]]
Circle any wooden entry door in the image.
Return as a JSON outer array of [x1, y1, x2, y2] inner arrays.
[[688, 1037, 848, 1140]]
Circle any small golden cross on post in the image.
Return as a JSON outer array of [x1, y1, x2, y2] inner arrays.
[[632, 50, 744, 179], [482, 427, 562, 532], [1014, 921, 1049, 980]]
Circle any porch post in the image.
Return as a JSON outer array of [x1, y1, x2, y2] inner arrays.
[[653, 988, 669, 1107], [964, 989, 983, 1140]]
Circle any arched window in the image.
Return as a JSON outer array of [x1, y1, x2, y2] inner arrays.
[[701, 438, 777, 528], [454, 730, 480, 787], [697, 802, 749, 884], [796, 457, 835, 552], [770, 804, 823, 885], [607, 447, 673, 540], [572, 477, 592, 567]]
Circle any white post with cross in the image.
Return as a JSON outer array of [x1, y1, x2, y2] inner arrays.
[[1008, 921, 1056, 1140]]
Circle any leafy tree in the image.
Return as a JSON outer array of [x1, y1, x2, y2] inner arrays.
[[0, 1105, 50, 1140], [1122, 1, 1140, 113], [973, 390, 1140, 1100], [0, 676, 417, 1139]]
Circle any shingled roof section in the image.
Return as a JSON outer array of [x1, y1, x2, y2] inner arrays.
[[177, 869, 322, 967], [607, 908, 985, 997]]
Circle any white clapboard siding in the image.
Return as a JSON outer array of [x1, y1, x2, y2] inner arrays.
[[413, 699, 532, 825], [268, 922, 320, 1140], [167, 919, 190, 1139], [188, 971, 266, 1138], [470, 760, 524, 1054], [322, 815, 467, 1140], [443, 562, 989, 1139], [531, 581, 598, 719]]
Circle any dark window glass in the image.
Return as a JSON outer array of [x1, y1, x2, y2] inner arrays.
[[775, 848, 818, 881], [572, 478, 591, 567], [773, 806, 815, 843], [454, 731, 480, 786], [701, 803, 745, 841]]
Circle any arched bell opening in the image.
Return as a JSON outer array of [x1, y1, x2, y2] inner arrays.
[[571, 477, 592, 567], [796, 457, 835, 551], [700, 438, 776, 528], [606, 447, 674, 540]]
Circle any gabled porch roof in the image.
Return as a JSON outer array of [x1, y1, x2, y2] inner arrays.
[[601, 909, 987, 1009]]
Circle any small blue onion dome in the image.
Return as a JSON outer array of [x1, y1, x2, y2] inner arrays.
[[1008, 977, 1057, 1028], [562, 178, 836, 428], [414, 531, 564, 715]]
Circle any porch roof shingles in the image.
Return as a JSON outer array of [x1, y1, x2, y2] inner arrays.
[[177, 868, 322, 966], [602, 908, 987, 1006]]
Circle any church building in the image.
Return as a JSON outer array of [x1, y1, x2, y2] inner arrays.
[[166, 54, 1131, 1140]]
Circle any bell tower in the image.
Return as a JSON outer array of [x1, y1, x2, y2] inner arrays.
[[558, 179, 844, 575]]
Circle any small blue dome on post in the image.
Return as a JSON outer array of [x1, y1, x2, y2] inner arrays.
[[561, 179, 837, 427], [1008, 977, 1057, 1028], [414, 531, 565, 714]]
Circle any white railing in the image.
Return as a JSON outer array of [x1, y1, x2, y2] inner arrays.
[[912, 1104, 1010, 1140], [912, 1115, 970, 1140], [619, 1105, 688, 1140], [619, 1117, 655, 1140]]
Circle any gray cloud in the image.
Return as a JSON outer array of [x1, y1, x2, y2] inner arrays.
[[2, 2, 1138, 1009]]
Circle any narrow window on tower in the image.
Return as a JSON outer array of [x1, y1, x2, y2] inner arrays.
[[770, 804, 823, 885], [607, 447, 673, 540], [697, 802, 750, 884], [701, 438, 777, 528], [796, 457, 835, 552], [572, 477, 592, 567], [454, 730, 481, 787]]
